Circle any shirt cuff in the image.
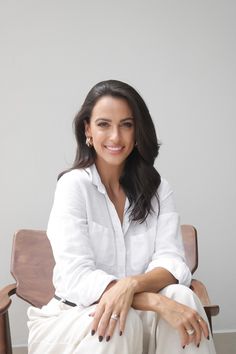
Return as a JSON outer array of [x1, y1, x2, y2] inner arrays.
[[71, 270, 117, 307], [145, 258, 192, 287]]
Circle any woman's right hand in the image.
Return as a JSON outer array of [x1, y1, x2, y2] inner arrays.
[[90, 277, 137, 342], [155, 294, 210, 348]]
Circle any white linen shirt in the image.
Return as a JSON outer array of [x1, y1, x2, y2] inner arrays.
[[47, 164, 192, 307]]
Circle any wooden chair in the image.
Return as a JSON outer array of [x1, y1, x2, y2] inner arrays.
[[0, 225, 219, 354]]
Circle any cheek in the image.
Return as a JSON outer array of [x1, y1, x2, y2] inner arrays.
[[92, 131, 104, 141], [128, 131, 135, 144], [91, 132, 106, 149]]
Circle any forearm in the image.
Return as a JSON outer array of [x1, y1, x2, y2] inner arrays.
[[132, 267, 178, 294], [131, 291, 161, 312], [97, 268, 177, 305], [97, 281, 168, 314]]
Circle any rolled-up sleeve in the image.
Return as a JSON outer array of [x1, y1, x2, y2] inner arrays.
[[47, 172, 117, 307], [145, 179, 192, 287]]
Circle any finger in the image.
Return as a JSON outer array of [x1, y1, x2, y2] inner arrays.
[[184, 327, 195, 345], [189, 318, 202, 346], [182, 318, 195, 345], [179, 325, 190, 348], [97, 310, 113, 341], [106, 313, 120, 341], [119, 308, 129, 335], [197, 316, 210, 340], [190, 315, 210, 346], [91, 304, 105, 335], [184, 311, 202, 346]]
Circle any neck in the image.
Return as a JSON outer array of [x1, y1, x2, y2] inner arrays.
[[95, 159, 124, 192]]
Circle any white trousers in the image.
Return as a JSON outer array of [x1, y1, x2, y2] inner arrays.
[[27, 284, 216, 354]]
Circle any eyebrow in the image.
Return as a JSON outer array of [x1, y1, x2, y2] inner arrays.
[[95, 117, 134, 122]]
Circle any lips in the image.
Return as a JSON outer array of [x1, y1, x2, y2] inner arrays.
[[105, 145, 124, 153]]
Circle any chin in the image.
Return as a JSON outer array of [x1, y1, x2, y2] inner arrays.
[[95, 155, 126, 168], [105, 158, 126, 167], [95, 148, 134, 168]]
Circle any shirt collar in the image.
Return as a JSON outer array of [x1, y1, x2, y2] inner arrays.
[[85, 164, 106, 194], [85, 163, 131, 229]]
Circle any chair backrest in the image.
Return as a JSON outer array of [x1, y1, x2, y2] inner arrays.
[[11, 230, 55, 308], [10, 225, 198, 308], [181, 225, 198, 274]]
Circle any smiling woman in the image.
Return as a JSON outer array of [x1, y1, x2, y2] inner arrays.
[[70, 80, 161, 223], [27, 80, 216, 354], [84, 96, 136, 223]]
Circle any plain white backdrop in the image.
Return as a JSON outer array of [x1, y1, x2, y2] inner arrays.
[[0, 0, 235, 346]]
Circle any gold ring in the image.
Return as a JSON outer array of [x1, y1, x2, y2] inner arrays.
[[197, 318, 202, 323]]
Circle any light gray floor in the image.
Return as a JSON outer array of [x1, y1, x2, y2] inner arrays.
[[13, 332, 236, 354], [213, 332, 236, 354]]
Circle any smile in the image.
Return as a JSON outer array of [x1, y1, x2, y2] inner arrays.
[[105, 145, 124, 153]]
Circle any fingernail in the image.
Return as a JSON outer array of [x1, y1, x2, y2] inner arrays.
[[99, 336, 103, 342], [119, 331, 123, 336], [197, 343, 200, 348], [207, 335, 210, 340], [106, 336, 110, 342], [182, 345, 185, 349], [91, 330, 95, 336]]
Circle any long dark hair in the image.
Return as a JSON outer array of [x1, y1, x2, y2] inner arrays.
[[61, 80, 161, 223]]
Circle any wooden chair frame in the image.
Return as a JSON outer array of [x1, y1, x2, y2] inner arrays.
[[0, 225, 219, 354]]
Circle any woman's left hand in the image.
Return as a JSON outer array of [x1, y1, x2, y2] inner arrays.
[[156, 294, 209, 348], [90, 277, 137, 342]]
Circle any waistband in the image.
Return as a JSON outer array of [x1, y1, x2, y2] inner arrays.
[[54, 294, 76, 307]]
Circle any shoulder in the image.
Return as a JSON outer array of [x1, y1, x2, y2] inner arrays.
[[157, 177, 174, 201], [58, 168, 90, 185], [55, 168, 91, 196]]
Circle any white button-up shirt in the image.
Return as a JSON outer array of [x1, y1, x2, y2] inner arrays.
[[47, 164, 192, 307]]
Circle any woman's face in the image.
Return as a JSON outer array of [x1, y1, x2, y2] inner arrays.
[[85, 95, 135, 168]]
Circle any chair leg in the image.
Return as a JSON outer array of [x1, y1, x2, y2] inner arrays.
[[205, 309, 213, 335], [0, 311, 12, 354]]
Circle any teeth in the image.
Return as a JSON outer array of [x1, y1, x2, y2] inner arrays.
[[106, 146, 123, 151]]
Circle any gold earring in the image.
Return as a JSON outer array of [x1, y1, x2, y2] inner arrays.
[[86, 136, 93, 147]]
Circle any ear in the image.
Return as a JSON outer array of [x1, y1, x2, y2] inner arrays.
[[84, 120, 91, 137]]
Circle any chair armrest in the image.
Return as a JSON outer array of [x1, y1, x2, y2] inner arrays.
[[0, 284, 17, 315], [190, 279, 219, 316], [204, 304, 220, 317]]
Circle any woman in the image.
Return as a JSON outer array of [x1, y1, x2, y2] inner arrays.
[[28, 80, 216, 353]]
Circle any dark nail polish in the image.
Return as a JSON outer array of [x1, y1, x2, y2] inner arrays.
[[197, 343, 200, 348], [182, 346, 185, 349], [99, 336, 103, 342], [119, 331, 123, 336], [207, 335, 210, 340], [106, 336, 110, 342], [91, 330, 95, 336]]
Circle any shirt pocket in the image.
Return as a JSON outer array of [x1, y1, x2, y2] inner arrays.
[[128, 225, 156, 273], [89, 221, 115, 268]]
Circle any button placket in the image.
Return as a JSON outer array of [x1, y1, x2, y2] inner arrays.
[[104, 194, 126, 276], [122, 198, 131, 236]]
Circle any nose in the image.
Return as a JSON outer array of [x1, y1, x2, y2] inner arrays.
[[110, 126, 120, 142]]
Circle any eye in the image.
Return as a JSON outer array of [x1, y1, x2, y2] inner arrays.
[[97, 121, 110, 128], [121, 121, 134, 128]]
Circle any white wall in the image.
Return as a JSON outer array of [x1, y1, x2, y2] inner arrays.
[[0, 0, 235, 346]]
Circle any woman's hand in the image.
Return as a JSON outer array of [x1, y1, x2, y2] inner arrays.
[[90, 277, 137, 342], [156, 295, 209, 348]]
